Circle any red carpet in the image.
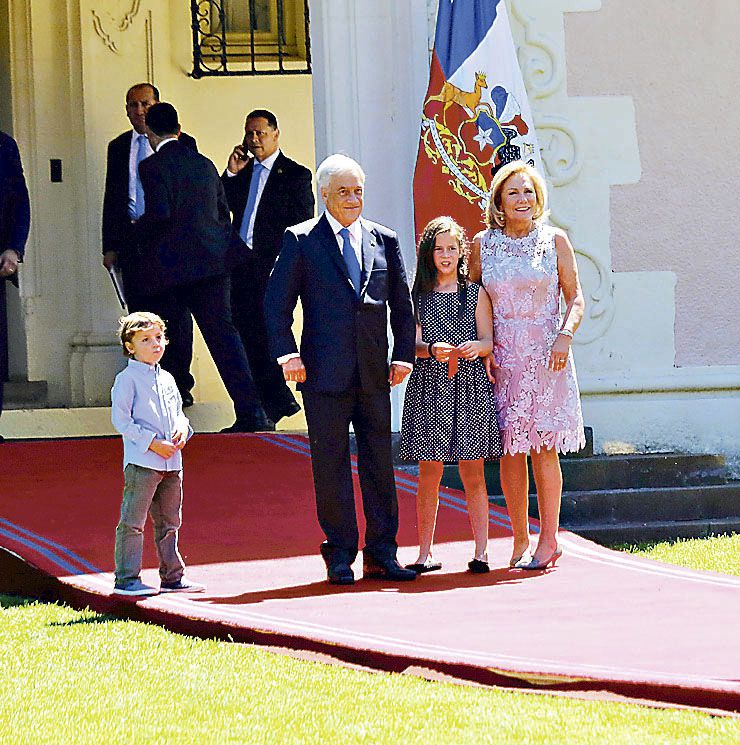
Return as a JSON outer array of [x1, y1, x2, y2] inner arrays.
[[1, 435, 738, 713]]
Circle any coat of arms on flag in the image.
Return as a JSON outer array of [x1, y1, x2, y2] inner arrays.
[[413, 0, 542, 238]]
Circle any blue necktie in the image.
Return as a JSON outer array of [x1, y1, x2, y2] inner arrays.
[[239, 161, 264, 247], [131, 134, 148, 219], [340, 227, 361, 297]]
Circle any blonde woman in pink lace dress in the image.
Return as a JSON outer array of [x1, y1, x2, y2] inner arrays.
[[469, 161, 585, 570]]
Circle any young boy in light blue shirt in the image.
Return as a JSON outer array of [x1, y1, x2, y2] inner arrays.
[[111, 311, 204, 596]]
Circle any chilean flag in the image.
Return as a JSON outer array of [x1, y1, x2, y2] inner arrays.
[[413, 0, 541, 241]]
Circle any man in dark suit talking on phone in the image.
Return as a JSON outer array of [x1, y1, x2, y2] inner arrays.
[[222, 110, 314, 428]]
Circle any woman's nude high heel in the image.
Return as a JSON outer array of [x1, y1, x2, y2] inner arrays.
[[519, 546, 563, 570], [509, 546, 532, 568]]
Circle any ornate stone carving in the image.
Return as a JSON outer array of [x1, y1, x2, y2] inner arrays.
[[509, 0, 563, 100], [536, 115, 583, 186], [549, 208, 616, 345], [91, 1, 142, 55]]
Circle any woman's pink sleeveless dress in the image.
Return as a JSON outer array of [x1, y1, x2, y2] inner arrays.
[[480, 224, 585, 455]]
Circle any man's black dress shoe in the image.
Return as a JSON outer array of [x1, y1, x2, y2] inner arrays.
[[327, 563, 355, 585], [363, 556, 417, 581], [220, 415, 274, 433], [270, 401, 301, 424], [181, 392, 194, 408]]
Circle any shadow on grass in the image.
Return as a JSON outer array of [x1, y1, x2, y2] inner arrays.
[[48, 615, 119, 627], [1, 594, 118, 628], [1, 593, 36, 609]]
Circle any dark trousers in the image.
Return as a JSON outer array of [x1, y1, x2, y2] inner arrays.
[[231, 259, 298, 421], [302, 385, 399, 567], [124, 269, 194, 396], [147, 274, 260, 422], [0, 280, 6, 415]]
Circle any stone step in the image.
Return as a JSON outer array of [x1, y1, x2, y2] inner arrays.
[[564, 517, 740, 545], [486, 483, 740, 524], [438, 453, 733, 495], [2, 380, 48, 410]]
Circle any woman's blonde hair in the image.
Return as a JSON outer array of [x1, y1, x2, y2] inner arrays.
[[485, 160, 549, 229]]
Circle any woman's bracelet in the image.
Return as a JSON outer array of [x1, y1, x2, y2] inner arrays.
[[428, 341, 436, 358], [558, 329, 574, 338]]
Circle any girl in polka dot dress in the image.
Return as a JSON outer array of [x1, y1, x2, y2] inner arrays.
[[399, 217, 503, 574]]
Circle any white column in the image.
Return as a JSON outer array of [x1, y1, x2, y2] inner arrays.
[[310, 0, 430, 428]]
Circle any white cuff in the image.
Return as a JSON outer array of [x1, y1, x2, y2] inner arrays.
[[391, 360, 413, 370], [278, 353, 300, 365]]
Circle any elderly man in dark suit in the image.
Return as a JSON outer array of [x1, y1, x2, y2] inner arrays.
[[0, 131, 30, 442], [222, 109, 314, 428], [265, 154, 417, 585], [102, 82, 197, 406], [135, 102, 265, 432]]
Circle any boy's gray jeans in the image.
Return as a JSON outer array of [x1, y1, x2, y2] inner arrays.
[[114, 463, 185, 585]]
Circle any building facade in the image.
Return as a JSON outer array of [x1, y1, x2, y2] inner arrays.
[[2, 0, 739, 458]]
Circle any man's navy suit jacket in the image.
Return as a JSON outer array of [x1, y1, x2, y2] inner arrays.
[[135, 139, 232, 294], [0, 131, 30, 264], [221, 151, 314, 267], [265, 214, 415, 394], [0, 132, 30, 290], [101, 129, 197, 266]]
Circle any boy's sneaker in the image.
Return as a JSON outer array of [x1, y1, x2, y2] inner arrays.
[[159, 577, 205, 593], [113, 579, 158, 597]]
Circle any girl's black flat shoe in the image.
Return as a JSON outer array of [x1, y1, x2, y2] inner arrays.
[[405, 559, 442, 574], [467, 558, 490, 574]]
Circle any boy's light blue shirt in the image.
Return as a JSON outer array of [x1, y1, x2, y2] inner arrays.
[[111, 358, 193, 471]]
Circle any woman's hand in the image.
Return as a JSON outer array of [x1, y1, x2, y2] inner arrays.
[[457, 340, 483, 360], [548, 334, 572, 372], [429, 342, 455, 362], [483, 353, 499, 382]]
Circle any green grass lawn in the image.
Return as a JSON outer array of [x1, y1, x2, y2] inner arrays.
[[1, 535, 738, 744]]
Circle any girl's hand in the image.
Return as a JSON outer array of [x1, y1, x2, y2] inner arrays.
[[483, 353, 499, 383], [457, 340, 482, 360], [548, 334, 572, 372], [430, 342, 455, 362]]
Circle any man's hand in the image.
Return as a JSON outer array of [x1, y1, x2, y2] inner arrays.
[[483, 353, 499, 383], [227, 144, 249, 175], [149, 439, 178, 459], [0, 249, 20, 278], [388, 363, 411, 387], [281, 357, 306, 383], [102, 251, 118, 270]]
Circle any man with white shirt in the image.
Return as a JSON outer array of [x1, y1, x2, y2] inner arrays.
[[222, 110, 314, 428], [101, 83, 197, 405], [264, 154, 417, 585]]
